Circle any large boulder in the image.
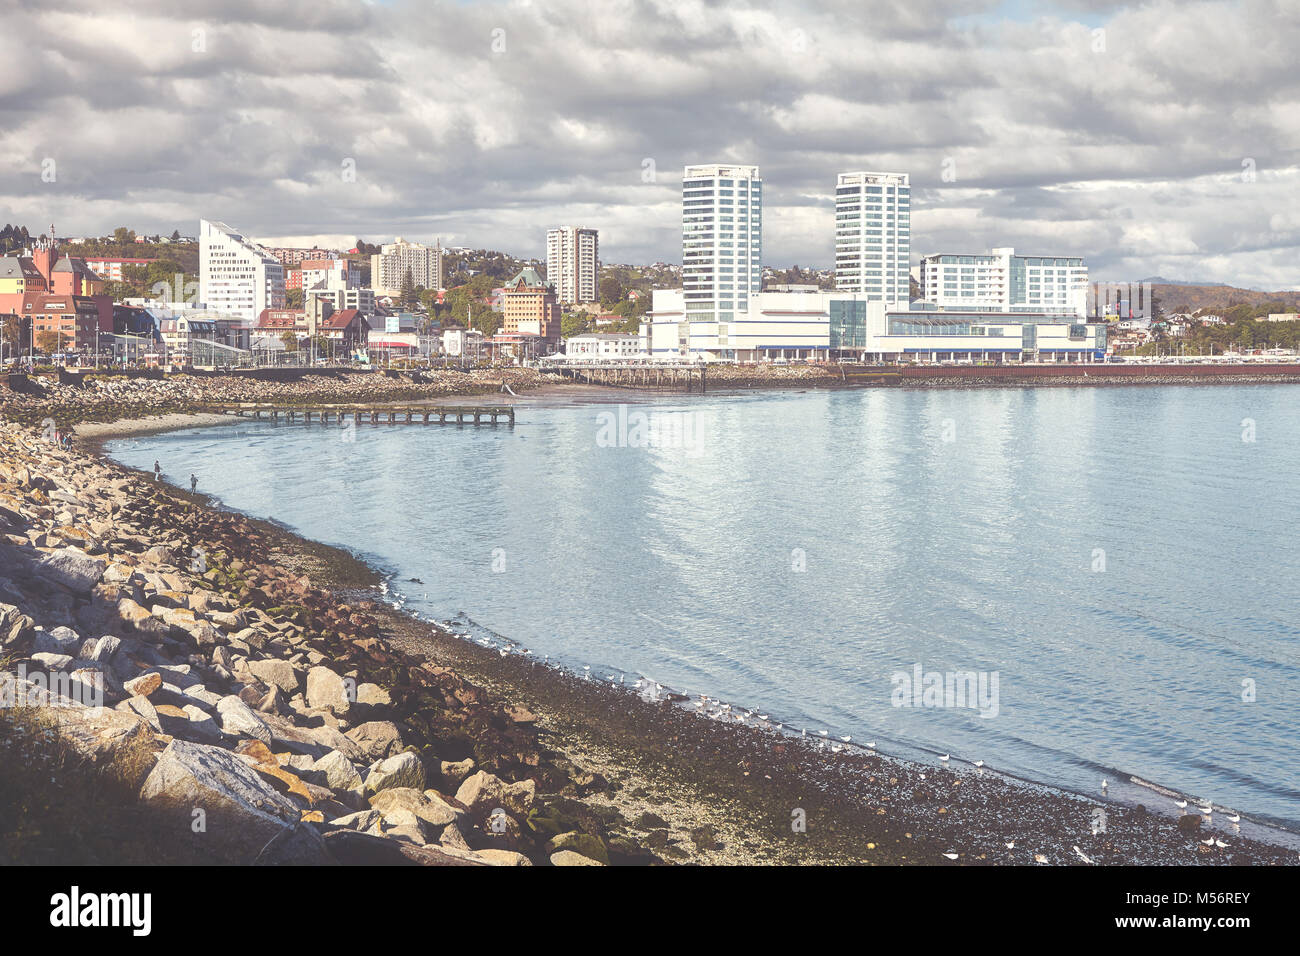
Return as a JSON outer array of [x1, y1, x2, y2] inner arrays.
[[215, 695, 272, 744], [345, 720, 404, 760], [37, 548, 106, 594], [138, 738, 331, 864], [45, 701, 156, 763], [369, 787, 460, 828], [455, 770, 537, 816], [249, 659, 302, 696], [305, 666, 351, 716], [364, 751, 426, 797]]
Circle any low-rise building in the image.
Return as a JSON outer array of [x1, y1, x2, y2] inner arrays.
[[565, 332, 643, 362]]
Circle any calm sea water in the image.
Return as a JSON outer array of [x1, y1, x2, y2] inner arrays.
[[107, 385, 1300, 827]]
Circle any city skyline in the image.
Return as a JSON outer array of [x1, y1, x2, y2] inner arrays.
[[5, 0, 1299, 289]]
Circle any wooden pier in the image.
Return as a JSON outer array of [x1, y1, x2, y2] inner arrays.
[[199, 403, 515, 425], [555, 364, 708, 392]]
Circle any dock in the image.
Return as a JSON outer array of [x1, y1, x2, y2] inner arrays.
[[555, 364, 709, 392], [198, 403, 515, 425]]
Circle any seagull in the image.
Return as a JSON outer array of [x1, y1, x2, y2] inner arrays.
[[865, 741, 876, 750], [973, 760, 985, 768], [840, 735, 852, 743], [1033, 853, 1048, 864], [1227, 812, 1241, 823], [1201, 837, 1215, 846], [1214, 839, 1229, 848], [940, 754, 950, 763], [1101, 779, 1108, 792], [819, 729, 829, 737], [941, 852, 958, 860], [1175, 799, 1188, 809], [1073, 845, 1094, 864], [1005, 841, 1015, 849]]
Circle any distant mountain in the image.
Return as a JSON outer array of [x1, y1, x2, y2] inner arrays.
[[1152, 282, 1300, 315]]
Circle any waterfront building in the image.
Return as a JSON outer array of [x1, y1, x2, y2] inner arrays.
[[682, 163, 763, 332], [370, 238, 442, 295], [643, 289, 1106, 363], [564, 332, 643, 362], [919, 247, 1088, 317], [833, 171, 911, 306], [199, 220, 286, 325], [545, 226, 599, 305]]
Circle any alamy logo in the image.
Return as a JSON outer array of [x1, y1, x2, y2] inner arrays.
[[1, 664, 103, 709], [49, 886, 151, 936], [890, 663, 1000, 719], [595, 405, 709, 456]]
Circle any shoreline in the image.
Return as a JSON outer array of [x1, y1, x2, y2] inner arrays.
[[91, 417, 1300, 864], [6, 372, 1299, 864]]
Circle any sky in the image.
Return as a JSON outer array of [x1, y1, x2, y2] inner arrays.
[[3, 0, 1298, 288]]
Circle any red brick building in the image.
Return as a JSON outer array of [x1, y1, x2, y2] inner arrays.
[[0, 230, 113, 352]]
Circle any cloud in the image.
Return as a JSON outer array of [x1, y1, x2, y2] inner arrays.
[[2, 0, 1298, 288]]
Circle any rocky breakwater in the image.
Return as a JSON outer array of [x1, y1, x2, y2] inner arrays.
[[0, 367, 561, 430], [0, 421, 647, 866]]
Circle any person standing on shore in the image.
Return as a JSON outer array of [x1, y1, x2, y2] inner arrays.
[[190, 473, 198, 492], [153, 460, 161, 481]]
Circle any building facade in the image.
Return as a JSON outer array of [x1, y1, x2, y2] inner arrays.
[[682, 164, 762, 330], [565, 332, 642, 362], [919, 247, 1088, 316], [499, 267, 561, 351], [199, 220, 286, 325], [833, 171, 911, 306], [545, 226, 599, 305], [0, 233, 113, 351], [370, 238, 442, 295], [644, 289, 1106, 363]]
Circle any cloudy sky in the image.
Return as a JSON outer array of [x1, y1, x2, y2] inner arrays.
[[4, 0, 1298, 287]]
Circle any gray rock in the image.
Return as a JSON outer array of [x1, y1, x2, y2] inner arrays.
[[306, 665, 352, 716], [37, 548, 106, 594], [345, 720, 404, 760], [248, 658, 301, 696], [33, 625, 81, 655], [312, 749, 364, 792], [31, 652, 75, 670], [370, 786, 460, 828], [364, 751, 426, 797], [180, 704, 224, 743], [216, 694, 272, 744], [138, 738, 330, 864]]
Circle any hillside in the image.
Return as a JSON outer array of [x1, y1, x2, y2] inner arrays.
[[1154, 283, 1300, 315]]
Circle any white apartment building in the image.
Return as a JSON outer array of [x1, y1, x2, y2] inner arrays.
[[919, 247, 1088, 316], [301, 258, 360, 292], [198, 220, 286, 325], [834, 171, 911, 306], [682, 163, 762, 328], [306, 287, 376, 316], [565, 332, 642, 362], [546, 226, 599, 305], [370, 238, 443, 295]]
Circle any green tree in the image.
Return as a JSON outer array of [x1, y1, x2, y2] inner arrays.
[[286, 288, 304, 308], [400, 268, 418, 308], [36, 330, 63, 354], [599, 276, 624, 307], [112, 227, 136, 245], [280, 330, 299, 351]]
